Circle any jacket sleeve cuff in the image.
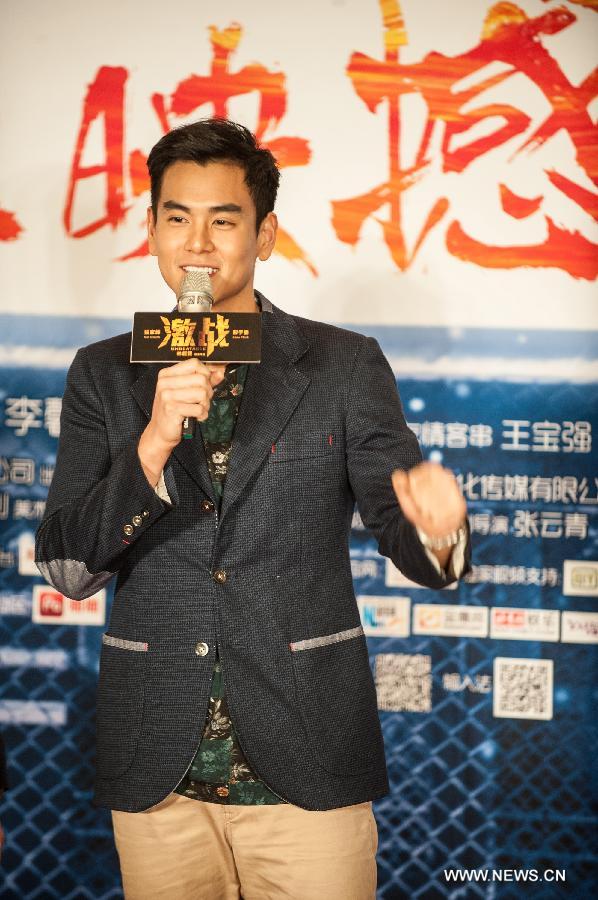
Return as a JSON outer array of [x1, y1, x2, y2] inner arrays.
[[154, 471, 172, 504], [420, 530, 468, 581]]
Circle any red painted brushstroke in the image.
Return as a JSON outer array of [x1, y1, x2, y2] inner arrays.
[[446, 216, 598, 280], [546, 169, 598, 220], [263, 137, 311, 168], [274, 227, 318, 276], [66, 23, 314, 271], [542, 0, 598, 10], [499, 184, 543, 218], [129, 149, 150, 198], [64, 66, 128, 238], [118, 238, 149, 262], [0, 208, 23, 241], [333, 0, 598, 278]]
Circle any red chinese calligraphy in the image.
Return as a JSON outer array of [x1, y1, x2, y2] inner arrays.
[[332, 0, 598, 280], [65, 24, 315, 273], [64, 66, 127, 238], [0, 207, 24, 241]]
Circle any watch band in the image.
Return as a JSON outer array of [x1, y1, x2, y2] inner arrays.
[[416, 524, 467, 551]]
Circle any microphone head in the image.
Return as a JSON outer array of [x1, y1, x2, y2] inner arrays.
[[177, 268, 213, 312]]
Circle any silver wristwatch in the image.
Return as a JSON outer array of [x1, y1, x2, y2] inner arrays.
[[416, 524, 467, 551]]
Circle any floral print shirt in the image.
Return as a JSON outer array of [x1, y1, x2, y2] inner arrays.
[[175, 364, 284, 806]]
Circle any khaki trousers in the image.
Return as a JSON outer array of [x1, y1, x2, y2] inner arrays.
[[112, 793, 378, 899]]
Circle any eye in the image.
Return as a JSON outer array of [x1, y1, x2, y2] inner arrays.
[[213, 218, 233, 227], [167, 215, 187, 224]]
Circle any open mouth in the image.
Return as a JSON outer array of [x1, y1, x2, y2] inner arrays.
[[182, 265, 218, 276]]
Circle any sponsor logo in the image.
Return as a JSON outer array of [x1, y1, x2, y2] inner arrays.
[[0, 646, 68, 670], [32, 586, 106, 625], [17, 531, 39, 576], [39, 590, 63, 617], [385, 559, 457, 590], [413, 604, 488, 637], [0, 700, 67, 726], [350, 558, 379, 579], [493, 657, 553, 721], [358, 595, 410, 637], [563, 560, 598, 597], [561, 611, 598, 644], [0, 593, 31, 617], [490, 607, 559, 642]]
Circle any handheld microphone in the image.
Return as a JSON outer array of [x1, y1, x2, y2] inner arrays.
[[178, 269, 213, 439], [130, 272, 262, 437], [177, 267, 213, 314]]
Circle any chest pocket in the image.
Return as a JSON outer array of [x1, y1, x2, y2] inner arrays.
[[269, 432, 342, 463]]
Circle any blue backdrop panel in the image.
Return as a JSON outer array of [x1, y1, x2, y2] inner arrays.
[[359, 372, 597, 899], [0, 317, 596, 898]]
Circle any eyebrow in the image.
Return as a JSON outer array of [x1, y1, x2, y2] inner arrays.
[[161, 200, 243, 215]]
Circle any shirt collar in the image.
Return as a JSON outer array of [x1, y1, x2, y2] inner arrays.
[[254, 290, 273, 314]]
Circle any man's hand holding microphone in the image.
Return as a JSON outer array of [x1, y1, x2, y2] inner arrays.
[[138, 360, 225, 488]]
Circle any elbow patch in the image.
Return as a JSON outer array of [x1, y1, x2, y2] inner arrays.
[[36, 559, 115, 600]]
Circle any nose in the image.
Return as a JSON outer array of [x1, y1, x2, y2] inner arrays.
[[184, 222, 214, 255]]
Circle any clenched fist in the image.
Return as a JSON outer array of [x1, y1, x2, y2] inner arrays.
[[392, 462, 467, 564], [138, 358, 225, 487]]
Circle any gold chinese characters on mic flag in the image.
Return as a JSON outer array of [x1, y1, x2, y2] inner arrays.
[[130, 312, 262, 363]]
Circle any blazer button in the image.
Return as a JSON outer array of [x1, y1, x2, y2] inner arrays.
[[132, 515, 143, 527], [200, 499, 215, 514], [194, 642, 209, 657], [213, 570, 227, 584], [123, 524, 134, 536]]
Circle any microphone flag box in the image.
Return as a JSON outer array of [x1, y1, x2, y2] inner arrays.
[[130, 311, 261, 363]]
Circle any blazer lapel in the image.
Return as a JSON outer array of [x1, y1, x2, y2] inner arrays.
[[219, 305, 310, 522], [130, 364, 216, 502]]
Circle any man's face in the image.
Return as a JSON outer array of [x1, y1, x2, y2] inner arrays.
[[147, 160, 277, 312]]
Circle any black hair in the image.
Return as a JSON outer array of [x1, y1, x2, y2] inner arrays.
[[147, 118, 280, 230]]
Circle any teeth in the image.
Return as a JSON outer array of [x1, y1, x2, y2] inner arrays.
[[183, 266, 216, 274]]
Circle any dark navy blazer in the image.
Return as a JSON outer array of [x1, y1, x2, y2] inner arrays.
[[36, 297, 464, 812]]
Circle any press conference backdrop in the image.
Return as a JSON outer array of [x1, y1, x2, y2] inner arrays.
[[1, 1, 596, 897]]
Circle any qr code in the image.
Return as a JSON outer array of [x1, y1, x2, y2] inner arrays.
[[375, 653, 432, 712], [493, 657, 553, 720]]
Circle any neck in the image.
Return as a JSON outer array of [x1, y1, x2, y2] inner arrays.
[[212, 290, 258, 314]]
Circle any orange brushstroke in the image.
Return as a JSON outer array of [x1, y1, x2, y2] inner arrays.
[[446, 217, 598, 280], [333, 0, 598, 278], [546, 170, 598, 219], [0, 208, 23, 241], [151, 23, 312, 269], [119, 238, 149, 261], [275, 227, 318, 275], [542, 0, 598, 10], [65, 22, 312, 271], [332, 186, 393, 246], [500, 184, 543, 218], [64, 66, 128, 238], [482, 2, 528, 39], [167, 24, 287, 138], [262, 137, 311, 168], [129, 150, 150, 198], [380, 0, 408, 51]]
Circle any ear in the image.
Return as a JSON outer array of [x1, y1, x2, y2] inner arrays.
[[256, 212, 278, 262], [146, 207, 158, 256]]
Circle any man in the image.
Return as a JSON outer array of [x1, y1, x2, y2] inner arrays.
[[36, 119, 468, 899]]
